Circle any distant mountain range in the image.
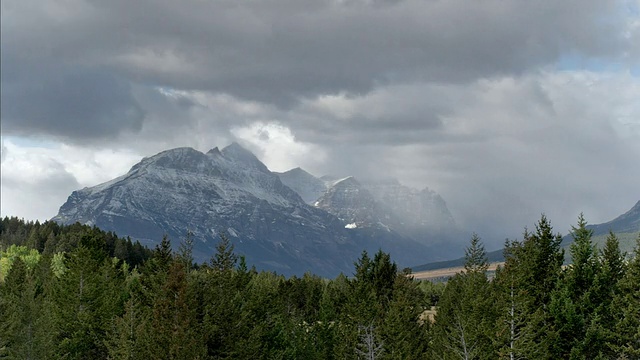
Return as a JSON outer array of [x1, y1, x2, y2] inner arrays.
[[53, 143, 463, 277], [413, 200, 640, 272]]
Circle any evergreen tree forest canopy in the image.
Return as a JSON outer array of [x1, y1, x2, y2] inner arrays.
[[1, 215, 639, 359]]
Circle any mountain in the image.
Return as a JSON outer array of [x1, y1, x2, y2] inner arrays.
[[315, 177, 397, 229], [587, 200, 640, 236], [275, 167, 327, 204], [362, 178, 457, 236], [413, 200, 640, 273], [53, 143, 446, 277], [278, 169, 464, 259]]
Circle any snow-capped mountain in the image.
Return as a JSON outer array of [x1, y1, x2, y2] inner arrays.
[[362, 178, 457, 237], [275, 167, 327, 204], [53, 143, 442, 276], [314, 176, 399, 230], [277, 168, 463, 256]]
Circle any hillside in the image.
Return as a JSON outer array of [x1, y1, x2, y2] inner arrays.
[[413, 201, 640, 272]]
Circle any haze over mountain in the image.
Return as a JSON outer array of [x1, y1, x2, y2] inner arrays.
[[414, 200, 640, 272], [277, 169, 460, 246], [2, 0, 638, 258], [53, 143, 462, 277], [586, 200, 640, 236]]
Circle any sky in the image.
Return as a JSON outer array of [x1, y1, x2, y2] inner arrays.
[[1, 0, 639, 249]]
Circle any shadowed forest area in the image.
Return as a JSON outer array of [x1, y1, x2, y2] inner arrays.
[[1, 215, 639, 359]]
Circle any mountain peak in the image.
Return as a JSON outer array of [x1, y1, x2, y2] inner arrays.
[[277, 167, 327, 204], [140, 147, 208, 170], [221, 142, 269, 172], [281, 167, 314, 177], [207, 147, 222, 156], [222, 141, 249, 153], [287, 166, 304, 173], [331, 176, 359, 187], [155, 146, 199, 156]]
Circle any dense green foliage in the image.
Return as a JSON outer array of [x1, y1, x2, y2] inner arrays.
[[1, 215, 639, 359]]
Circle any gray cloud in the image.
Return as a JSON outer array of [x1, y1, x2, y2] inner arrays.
[[0, 155, 82, 222], [2, 0, 631, 120], [267, 73, 640, 246], [1, 0, 638, 247], [2, 0, 632, 142], [2, 65, 144, 141]]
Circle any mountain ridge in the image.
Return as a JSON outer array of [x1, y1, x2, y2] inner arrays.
[[277, 167, 463, 255], [412, 200, 640, 273], [587, 200, 640, 236], [53, 143, 457, 276]]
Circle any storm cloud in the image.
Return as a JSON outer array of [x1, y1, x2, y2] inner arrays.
[[1, 0, 639, 247]]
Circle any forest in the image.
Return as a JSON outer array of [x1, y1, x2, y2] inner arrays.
[[1, 214, 639, 359]]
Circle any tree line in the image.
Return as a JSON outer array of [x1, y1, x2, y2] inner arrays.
[[0, 214, 639, 359]]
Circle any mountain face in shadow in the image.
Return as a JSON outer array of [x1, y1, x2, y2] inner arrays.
[[54, 143, 460, 277]]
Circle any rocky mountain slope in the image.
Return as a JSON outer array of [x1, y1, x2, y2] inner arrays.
[[315, 176, 396, 229], [275, 167, 327, 204], [53, 143, 453, 276], [362, 178, 457, 236], [277, 168, 463, 255], [587, 200, 640, 236]]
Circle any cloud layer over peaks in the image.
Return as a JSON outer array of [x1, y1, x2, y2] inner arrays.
[[2, 0, 639, 246]]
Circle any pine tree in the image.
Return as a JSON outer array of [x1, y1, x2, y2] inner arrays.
[[348, 251, 379, 324], [51, 242, 126, 359], [611, 233, 640, 357], [379, 271, 429, 359], [584, 231, 627, 358], [136, 261, 205, 359], [525, 216, 564, 309], [567, 214, 598, 302], [464, 233, 489, 273], [550, 214, 599, 357], [493, 262, 532, 360], [211, 232, 238, 271], [494, 216, 564, 359], [431, 235, 496, 359], [105, 268, 148, 360], [599, 231, 627, 288], [0, 258, 55, 359], [371, 250, 397, 310], [177, 230, 195, 274], [154, 235, 174, 271], [200, 254, 252, 358]]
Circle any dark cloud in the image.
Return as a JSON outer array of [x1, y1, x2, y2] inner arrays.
[[1, 63, 144, 141], [2, 0, 632, 143], [124, 0, 628, 106], [276, 73, 640, 246], [1, 0, 638, 245], [2, 0, 631, 120]]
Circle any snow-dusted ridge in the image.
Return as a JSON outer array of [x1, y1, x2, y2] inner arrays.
[[278, 168, 459, 243], [54, 143, 462, 277]]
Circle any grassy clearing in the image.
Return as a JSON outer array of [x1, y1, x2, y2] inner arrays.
[[412, 262, 504, 281]]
